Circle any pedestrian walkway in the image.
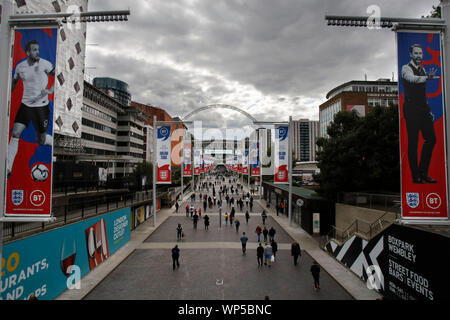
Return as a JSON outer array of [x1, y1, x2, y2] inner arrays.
[[56, 174, 381, 300]]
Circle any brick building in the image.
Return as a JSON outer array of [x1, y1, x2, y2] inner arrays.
[[131, 102, 186, 166], [319, 78, 398, 137]]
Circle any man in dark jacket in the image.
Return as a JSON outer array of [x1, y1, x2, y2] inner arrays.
[[262, 226, 269, 242], [311, 261, 321, 291], [193, 213, 199, 229], [271, 240, 278, 257], [172, 245, 180, 270], [291, 240, 301, 266], [204, 214, 210, 230], [268, 227, 276, 242], [257, 243, 264, 267], [261, 210, 267, 225]]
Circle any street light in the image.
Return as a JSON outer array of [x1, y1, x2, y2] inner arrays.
[[325, 15, 444, 30], [9, 10, 130, 25], [324, 8, 450, 225]]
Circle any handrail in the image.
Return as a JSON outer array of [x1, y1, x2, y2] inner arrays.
[[321, 202, 400, 248]]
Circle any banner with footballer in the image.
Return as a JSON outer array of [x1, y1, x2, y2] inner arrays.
[[397, 31, 448, 219], [5, 28, 57, 217]]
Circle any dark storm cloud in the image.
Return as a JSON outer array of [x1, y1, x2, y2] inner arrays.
[[86, 0, 439, 125]]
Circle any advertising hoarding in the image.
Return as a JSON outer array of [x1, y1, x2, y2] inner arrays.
[[1, 208, 131, 300], [156, 125, 171, 184], [274, 125, 289, 184], [397, 31, 448, 219], [183, 141, 192, 176], [5, 28, 58, 217]]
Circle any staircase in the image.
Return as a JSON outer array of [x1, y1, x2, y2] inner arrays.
[[320, 203, 401, 248]]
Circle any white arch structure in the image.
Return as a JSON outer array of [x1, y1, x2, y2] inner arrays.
[[182, 103, 258, 123]]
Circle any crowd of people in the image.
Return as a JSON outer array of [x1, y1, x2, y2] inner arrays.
[[170, 171, 321, 292]]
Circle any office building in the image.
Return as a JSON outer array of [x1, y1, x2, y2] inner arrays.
[[319, 78, 398, 137], [292, 119, 319, 162]]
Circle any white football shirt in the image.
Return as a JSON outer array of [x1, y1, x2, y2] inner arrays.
[[14, 58, 53, 107]]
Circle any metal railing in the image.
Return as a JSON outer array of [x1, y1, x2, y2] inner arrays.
[[337, 192, 400, 212], [321, 203, 401, 248], [2, 189, 164, 242]]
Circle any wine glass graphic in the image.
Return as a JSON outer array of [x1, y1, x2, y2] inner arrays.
[[60, 238, 77, 277]]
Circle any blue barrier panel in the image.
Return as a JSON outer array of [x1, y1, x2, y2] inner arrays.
[[1, 207, 131, 300]]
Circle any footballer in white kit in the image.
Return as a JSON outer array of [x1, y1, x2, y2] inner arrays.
[[7, 39, 54, 178]]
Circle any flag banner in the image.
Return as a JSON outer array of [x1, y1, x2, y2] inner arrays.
[[251, 167, 260, 176], [183, 141, 192, 176], [397, 31, 448, 219], [238, 154, 242, 174], [194, 149, 201, 175], [243, 150, 249, 174], [274, 125, 289, 184], [200, 152, 205, 173], [5, 28, 58, 217], [156, 125, 171, 184], [249, 130, 258, 165]]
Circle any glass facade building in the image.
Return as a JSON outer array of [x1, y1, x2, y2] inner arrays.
[[93, 77, 132, 106]]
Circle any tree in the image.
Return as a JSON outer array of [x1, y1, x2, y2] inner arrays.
[[314, 105, 400, 200], [133, 161, 153, 189], [422, 4, 441, 18]]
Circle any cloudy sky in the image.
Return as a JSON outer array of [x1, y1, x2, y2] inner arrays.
[[85, 0, 439, 136]]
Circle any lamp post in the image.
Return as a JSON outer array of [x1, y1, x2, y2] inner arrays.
[[253, 121, 292, 225], [0, 1, 131, 299], [324, 7, 449, 224]]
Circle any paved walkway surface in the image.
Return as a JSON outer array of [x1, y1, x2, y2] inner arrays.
[[57, 176, 381, 300]]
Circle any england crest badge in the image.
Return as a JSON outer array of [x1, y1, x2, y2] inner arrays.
[[406, 193, 420, 208], [12, 190, 24, 206]]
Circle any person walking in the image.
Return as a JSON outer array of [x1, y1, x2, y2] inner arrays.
[[257, 243, 264, 267], [172, 245, 180, 270], [175, 201, 179, 213], [255, 225, 262, 242], [204, 214, 210, 230], [193, 212, 199, 229], [229, 213, 234, 226], [264, 243, 273, 267], [185, 205, 190, 217], [235, 218, 240, 233], [190, 206, 194, 218], [268, 227, 276, 242], [245, 210, 250, 224], [271, 240, 278, 258], [291, 240, 301, 266], [261, 210, 267, 225], [176, 224, 183, 241], [311, 261, 321, 291], [262, 226, 268, 243], [240, 232, 248, 255], [224, 212, 229, 225], [230, 206, 235, 218]]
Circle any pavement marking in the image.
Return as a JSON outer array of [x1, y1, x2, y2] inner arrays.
[[137, 242, 293, 250]]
